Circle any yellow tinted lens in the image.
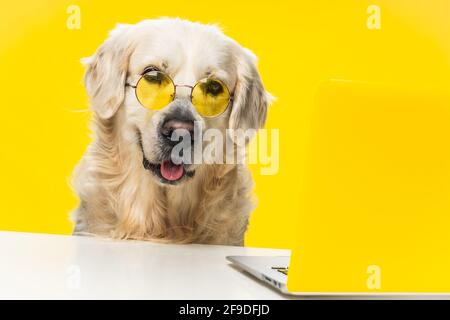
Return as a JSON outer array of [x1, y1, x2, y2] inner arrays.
[[135, 71, 174, 110], [192, 79, 230, 117]]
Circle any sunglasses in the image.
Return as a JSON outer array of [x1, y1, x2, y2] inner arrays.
[[126, 69, 233, 117]]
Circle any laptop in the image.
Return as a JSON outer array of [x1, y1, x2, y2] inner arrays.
[[228, 79, 450, 295]]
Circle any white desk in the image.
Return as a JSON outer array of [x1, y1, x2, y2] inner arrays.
[[0, 231, 290, 299]]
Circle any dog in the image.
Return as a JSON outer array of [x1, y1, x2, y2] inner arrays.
[[71, 18, 271, 245]]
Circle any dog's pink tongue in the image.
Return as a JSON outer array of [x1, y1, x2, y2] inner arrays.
[[160, 160, 184, 181]]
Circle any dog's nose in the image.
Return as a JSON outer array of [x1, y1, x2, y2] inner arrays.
[[160, 119, 195, 145]]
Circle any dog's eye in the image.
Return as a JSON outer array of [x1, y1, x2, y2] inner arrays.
[[203, 79, 224, 96], [143, 70, 165, 85], [142, 66, 160, 74]]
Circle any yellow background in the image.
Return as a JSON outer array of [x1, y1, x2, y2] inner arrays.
[[288, 80, 450, 292], [1, 0, 450, 251]]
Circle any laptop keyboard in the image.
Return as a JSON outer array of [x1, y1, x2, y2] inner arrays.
[[271, 266, 288, 275]]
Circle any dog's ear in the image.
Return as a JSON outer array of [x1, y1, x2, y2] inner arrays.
[[229, 48, 272, 134], [82, 24, 134, 120]]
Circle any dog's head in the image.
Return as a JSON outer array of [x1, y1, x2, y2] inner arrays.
[[83, 19, 270, 185]]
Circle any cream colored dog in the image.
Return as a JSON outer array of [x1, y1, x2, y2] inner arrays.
[[71, 18, 270, 245]]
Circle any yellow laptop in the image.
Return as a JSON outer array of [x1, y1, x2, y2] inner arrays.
[[228, 79, 450, 295]]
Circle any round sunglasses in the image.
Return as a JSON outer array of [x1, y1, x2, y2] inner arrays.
[[126, 69, 233, 117]]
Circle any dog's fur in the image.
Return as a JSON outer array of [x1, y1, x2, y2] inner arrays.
[[71, 19, 270, 245]]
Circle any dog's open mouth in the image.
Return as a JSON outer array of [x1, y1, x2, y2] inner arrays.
[[143, 158, 195, 185], [137, 131, 194, 184], [160, 160, 184, 181]]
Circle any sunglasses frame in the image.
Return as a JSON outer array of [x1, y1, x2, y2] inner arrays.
[[126, 71, 234, 118]]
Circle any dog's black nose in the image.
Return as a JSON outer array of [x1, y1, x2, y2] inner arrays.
[[160, 119, 195, 145]]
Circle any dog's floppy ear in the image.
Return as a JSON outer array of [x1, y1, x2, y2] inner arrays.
[[229, 48, 272, 133], [83, 24, 134, 120]]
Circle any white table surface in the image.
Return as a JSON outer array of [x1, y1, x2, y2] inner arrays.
[[0, 231, 291, 299]]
